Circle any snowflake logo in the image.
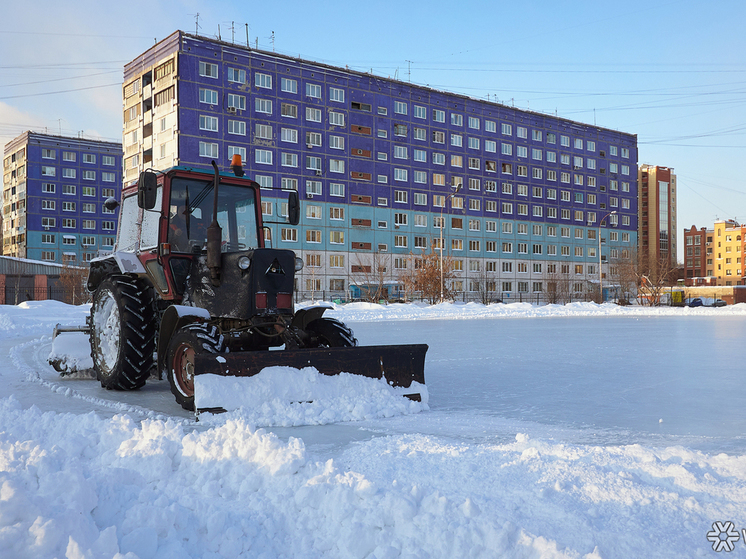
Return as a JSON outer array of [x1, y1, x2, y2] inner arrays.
[[707, 521, 740, 552]]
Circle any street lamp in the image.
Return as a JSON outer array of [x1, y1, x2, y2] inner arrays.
[[598, 210, 617, 302], [440, 183, 462, 302]]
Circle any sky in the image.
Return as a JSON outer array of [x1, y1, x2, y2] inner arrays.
[[1, 0, 745, 261]]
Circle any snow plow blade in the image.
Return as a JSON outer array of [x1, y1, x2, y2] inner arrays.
[[194, 344, 428, 413]]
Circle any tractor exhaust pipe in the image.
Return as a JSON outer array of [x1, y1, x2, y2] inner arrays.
[[207, 160, 223, 286]]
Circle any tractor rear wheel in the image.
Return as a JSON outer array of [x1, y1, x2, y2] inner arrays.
[[166, 323, 226, 411], [304, 317, 358, 348], [90, 276, 156, 390]]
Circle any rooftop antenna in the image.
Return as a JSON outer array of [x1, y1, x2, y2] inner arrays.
[[245, 23, 249, 47], [193, 13, 200, 35], [217, 24, 221, 41], [270, 30, 275, 51], [231, 21, 235, 43], [406, 60, 413, 82]]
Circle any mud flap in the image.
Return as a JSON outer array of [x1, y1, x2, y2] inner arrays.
[[194, 344, 428, 413]]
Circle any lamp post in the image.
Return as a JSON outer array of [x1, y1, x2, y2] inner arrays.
[[598, 210, 617, 302], [440, 183, 462, 302]]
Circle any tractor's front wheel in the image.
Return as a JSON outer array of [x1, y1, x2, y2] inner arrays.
[[90, 276, 156, 390], [166, 323, 226, 411], [304, 317, 358, 348]]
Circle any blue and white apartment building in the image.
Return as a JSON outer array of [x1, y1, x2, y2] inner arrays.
[[2, 132, 122, 264], [123, 31, 638, 302]]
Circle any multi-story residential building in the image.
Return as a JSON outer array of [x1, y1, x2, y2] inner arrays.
[[638, 165, 677, 270], [682, 225, 712, 282], [2, 132, 122, 264], [683, 220, 745, 286], [123, 31, 638, 301]]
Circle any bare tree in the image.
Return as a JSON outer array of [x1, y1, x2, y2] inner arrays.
[[350, 251, 391, 302], [544, 263, 572, 304], [402, 247, 458, 304], [472, 263, 499, 304], [59, 264, 89, 305]]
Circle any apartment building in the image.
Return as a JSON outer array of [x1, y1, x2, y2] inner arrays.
[[683, 221, 745, 285], [2, 132, 122, 264], [122, 31, 638, 301], [638, 165, 677, 270]]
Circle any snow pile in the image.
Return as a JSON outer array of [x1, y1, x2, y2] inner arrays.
[[2, 398, 745, 558], [195, 366, 428, 426], [47, 331, 94, 375]]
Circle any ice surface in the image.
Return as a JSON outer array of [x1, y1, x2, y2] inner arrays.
[[1, 299, 745, 558]]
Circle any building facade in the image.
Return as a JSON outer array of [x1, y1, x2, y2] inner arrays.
[[638, 165, 677, 270], [2, 132, 123, 264], [683, 220, 745, 286], [123, 31, 639, 301], [682, 225, 712, 282]]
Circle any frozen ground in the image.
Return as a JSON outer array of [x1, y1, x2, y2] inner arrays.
[[1, 300, 745, 558]]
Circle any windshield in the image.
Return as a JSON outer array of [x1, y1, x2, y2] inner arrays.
[[168, 176, 258, 252]]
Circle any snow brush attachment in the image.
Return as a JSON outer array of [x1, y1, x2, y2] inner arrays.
[[193, 344, 428, 414]]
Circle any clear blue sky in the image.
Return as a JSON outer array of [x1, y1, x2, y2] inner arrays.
[[2, 0, 745, 261]]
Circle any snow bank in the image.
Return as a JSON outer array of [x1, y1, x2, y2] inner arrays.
[[299, 299, 746, 322], [195, 366, 428, 427], [1, 398, 744, 558]]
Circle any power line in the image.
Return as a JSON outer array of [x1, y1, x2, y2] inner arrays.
[[0, 82, 120, 100]]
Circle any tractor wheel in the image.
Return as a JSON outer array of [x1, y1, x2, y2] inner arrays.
[[90, 275, 156, 390], [304, 317, 358, 348], [166, 323, 226, 411]]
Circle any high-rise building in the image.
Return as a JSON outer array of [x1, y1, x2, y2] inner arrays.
[[122, 31, 638, 301], [2, 132, 123, 264], [638, 165, 677, 269]]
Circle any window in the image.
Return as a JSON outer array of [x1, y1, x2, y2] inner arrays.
[[82, 153, 96, 164], [394, 124, 407, 137], [63, 168, 76, 179], [306, 107, 322, 122], [199, 115, 218, 132], [281, 77, 297, 93], [281, 103, 298, 119], [199, 88, 218, 105], [82, 203, 95, 213], [451, 113, 463, 126], [281, 153, 298, 167], [394, 101, 407, 115], [325, 87, 344, 103], [451, 155, 463, 167], [329, 231, 344, 244], [306, 83, 321, 98], [532, 130, 542, 142], [226, 68, 246, 84], [254, 98, 271, 114], [395, 235, 408, 248], [329, 159, 344, 174], [42, 200, 56, 210], [469, 199, 480, 211], [199, 61, 218, 78], [63, 184, 76, 195], [62, 218, 76, 229], [329, 111, 345, 126], [82, 170, 95, 181], [517, 126, 527, 139], [255, 149, 272, 165], [327, 183, 344, 197], [502, 202, 513, 214], [102, 172, 115, 182], [517, 146, 528, 158]]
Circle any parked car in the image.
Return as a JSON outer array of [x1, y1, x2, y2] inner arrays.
[[712, 299, 727, 307], [687, 298, 704, 307]]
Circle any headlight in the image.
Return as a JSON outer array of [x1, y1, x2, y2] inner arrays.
[[294, 257, 304, 271], [237, 256, 251, 270]]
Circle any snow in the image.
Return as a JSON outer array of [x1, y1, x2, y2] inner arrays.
[[1, 299, 746, 558]]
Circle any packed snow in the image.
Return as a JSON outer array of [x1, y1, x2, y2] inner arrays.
[[1, 299, 746, 558]]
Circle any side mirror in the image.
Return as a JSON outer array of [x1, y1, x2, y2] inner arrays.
[[137, 170, 158, 209], [287, 190, 300, 226]]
